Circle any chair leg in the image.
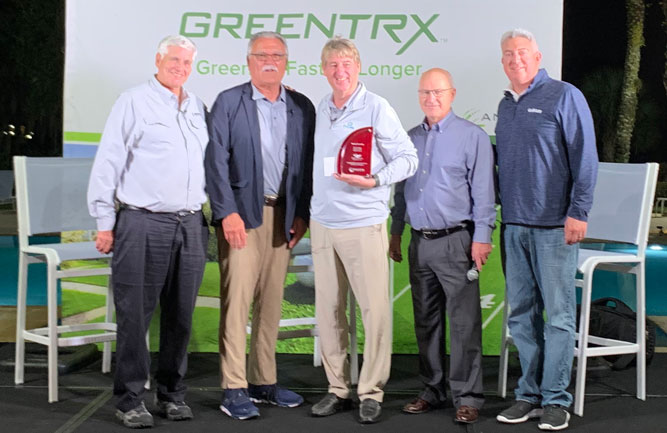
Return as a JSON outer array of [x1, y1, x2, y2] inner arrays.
[[102, 275, 113, 374], [574, 275, 594, 417], [635, 263, 646, 400], [47, 263, 59, 403], [14, 254, 29, 385], [497, 300, 510, 398], [349, 291, 359, 385]]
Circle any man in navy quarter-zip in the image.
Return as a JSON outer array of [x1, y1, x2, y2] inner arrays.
[[494, 28, 598, 431]]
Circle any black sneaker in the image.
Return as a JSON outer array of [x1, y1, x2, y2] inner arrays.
[[538, 405, 570, 431], [359, 399, 382, 424], [116, 402, 154, 429], [496, 400, 542, 424]]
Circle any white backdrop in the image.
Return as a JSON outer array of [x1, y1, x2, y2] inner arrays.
[[64, 0, 563, 155]]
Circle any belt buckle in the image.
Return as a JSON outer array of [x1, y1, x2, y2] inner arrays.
[[421, 230, 437, 240]]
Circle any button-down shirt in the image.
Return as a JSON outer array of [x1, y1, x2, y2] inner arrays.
[[87, 76, 208, 231], [391, 111, 496, 244], [311, 82, 418, 229], [252, 83, 287, 196]]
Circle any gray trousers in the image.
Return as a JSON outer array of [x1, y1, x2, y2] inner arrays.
[[408, 229, 484, 409], [112, 208, 208, 412]]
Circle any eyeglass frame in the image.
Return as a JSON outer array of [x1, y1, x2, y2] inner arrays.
[[417, 88, 454, 98], [249, 52, 288, 62]]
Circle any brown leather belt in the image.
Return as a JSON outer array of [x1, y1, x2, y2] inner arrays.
[[263, 195, 285, 207], [412, 224, 467, 240]]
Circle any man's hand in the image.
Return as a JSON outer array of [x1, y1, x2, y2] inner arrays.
[[288, 216, 308, 249], [564, 216, 587, 245], [333, 173, 376, 189], [471, 242, 492, 270], [95, 230, 114, 254], [389, 234, 403, 262], [222, 212, 247, 249]]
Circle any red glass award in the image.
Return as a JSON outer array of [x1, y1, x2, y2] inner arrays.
[[336, 127, 373, 176]]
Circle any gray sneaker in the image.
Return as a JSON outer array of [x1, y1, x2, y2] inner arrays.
[[538, 405, 570, 431], [116, 401, 154, 429], [311, 393, 352, 417], [496, 400, 543, 424], [155, 398, 193, 421]]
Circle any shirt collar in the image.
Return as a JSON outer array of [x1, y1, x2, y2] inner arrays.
[[504, 68, 548, 101], [327, 81, 364, 113], [149, 75, 190, 110], [251, 83, 286, 103], [420, 110, 455, 132]]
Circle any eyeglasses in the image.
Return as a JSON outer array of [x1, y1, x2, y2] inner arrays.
[[249, 52, 287, 62], [418, 88, 453, 98]]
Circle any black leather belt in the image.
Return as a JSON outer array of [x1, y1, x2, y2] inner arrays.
[[412, 224, 467, 240], [264, 195, 285, 207]]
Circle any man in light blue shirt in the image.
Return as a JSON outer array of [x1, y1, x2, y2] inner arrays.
[[87, 35, 208, 429], [390, 68, 495, 424], [309, 37, 417, 424]]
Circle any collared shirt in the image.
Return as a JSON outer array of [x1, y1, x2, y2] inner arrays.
[[390, 111, 496, 243], [495, 68, 598, 225], [87, 76, 208, 231], [311, 82, 418, 229], [252, 83, 287, 196]]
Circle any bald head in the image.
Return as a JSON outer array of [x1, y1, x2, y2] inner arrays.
[[418, 68, 457, 126]]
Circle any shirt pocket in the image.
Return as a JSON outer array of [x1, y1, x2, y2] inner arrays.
[[188, 112, 209, 150]]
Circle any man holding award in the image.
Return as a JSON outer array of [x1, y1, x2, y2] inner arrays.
[[389, 68, 495, 424], [309, 36, 418, 424], [205, 31, 315, 420]]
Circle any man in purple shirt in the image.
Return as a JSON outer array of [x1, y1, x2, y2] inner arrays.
[[390, 68, 496, 424]]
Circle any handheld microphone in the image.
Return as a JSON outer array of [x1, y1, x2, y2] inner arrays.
[[466, 264, 479, 281]]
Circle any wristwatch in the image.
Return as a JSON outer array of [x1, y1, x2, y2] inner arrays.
[[372, 173, 380, 187]]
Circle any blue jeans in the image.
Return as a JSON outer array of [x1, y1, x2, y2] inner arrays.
[[504, 224, 577, 407]]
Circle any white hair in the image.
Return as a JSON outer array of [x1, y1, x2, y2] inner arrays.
[[157, 35, 197, 60], [500, 28, 538, 48], [247, 31, 289, 57]]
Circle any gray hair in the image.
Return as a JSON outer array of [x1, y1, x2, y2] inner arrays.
[[247, 31, 289, 57], [500, 28, 538, 48], [321, 36, 361, 66], [157, 35, 197, 59]]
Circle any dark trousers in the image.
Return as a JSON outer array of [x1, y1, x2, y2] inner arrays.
[[111, 208, 208, 412], [408, 229, 484, 409]]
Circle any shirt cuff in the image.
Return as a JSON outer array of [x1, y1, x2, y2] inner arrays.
[[472, 224, 493, 244], [96, 216, 116, 232]]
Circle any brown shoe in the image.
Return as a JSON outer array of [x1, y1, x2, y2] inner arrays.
[[455, 405, 479, 424], [402, 397, 433, 414]]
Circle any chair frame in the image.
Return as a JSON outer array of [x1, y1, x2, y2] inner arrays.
[[498, 162, 659, 417], [13, 156, 116, 402]]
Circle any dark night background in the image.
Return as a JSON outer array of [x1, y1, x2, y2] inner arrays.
[[0, 0, 665, 172]]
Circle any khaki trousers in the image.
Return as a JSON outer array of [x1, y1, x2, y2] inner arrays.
[[311, 220, 391, 402], [217, 205, 291, 389]]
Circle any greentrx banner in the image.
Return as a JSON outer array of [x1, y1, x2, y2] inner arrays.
[[63, 0, 563, 354]]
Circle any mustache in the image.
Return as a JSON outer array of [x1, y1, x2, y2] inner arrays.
[[262, 65, 279, 72]]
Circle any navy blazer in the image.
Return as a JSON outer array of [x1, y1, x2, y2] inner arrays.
[[205, 82, 315, 240]]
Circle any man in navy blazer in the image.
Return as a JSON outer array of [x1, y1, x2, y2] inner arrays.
[[205, 31, 315, 420]]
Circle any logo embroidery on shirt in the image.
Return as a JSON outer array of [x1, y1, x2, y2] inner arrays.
[[527, 108, 543, 114], [343, 121, 354, 129]]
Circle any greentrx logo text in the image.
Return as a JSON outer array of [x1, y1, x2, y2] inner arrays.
[[180, 13, 439, 55]]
